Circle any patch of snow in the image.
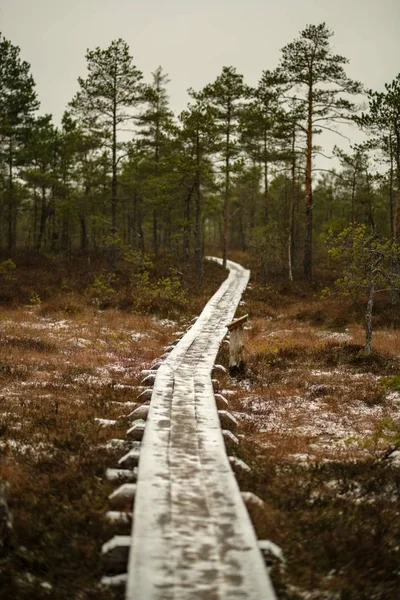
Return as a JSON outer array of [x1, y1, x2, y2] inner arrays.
[[95, 418, 117, 426], [48, 320, 70, 330], [266, 329, 295, 337], [41, 582, 53, 590], [111, 401, 137, 407], [105, 363, 128, 373], [131, 332, 148, 342], [388, 450, 400, 467], [152, 317, 177, 328], [70, 337, 91, 347], [310, 369, 345, 377], [72, 374, 110, 386], [316, 331, 352, 342], [113, 384, 136, 390], [101, 439, 128, 450], [387, 391, 400, 403], [290, 453, 309, 462], [20, 381, 73, 389], [0, 439, 50, 455]]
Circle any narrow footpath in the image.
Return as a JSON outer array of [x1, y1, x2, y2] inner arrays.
[[126, 258, 276, 600]]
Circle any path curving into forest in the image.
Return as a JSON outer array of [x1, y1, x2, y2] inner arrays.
[[126, 258, 276, 600]]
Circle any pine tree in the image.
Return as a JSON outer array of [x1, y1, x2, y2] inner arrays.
[[70, 39, 143, 232], [279, 23, 362, 281], [179, 102, 218, 285], [21, 115, 58, 252], [333, 145, 373, 226], [356, 74, 400, 244], [137, 66, 174, 254], [0, 33, 39, 252], [240, 70, 287, 223], [191, 67, 246, 267]]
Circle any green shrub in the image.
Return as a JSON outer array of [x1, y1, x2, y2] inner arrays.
[[85, 273, 118, 308], [0, 259, 16, 277], [381, 375, 400, 392]]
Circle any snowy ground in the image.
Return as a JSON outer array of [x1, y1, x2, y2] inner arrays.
[[1, 305, 399, 600]]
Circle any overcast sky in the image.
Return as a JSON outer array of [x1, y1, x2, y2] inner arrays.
[[1, 0, 399, 124]]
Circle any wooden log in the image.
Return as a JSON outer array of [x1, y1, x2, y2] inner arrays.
[[102, 535, 131, 573], [141, 373, 156, 385], [212, 364, 228, 374], [241, 491, 265, 509], [101, 573, 127, 588], [218, 410, 238, 432], [105, 511, 132, 523], [258, 540, 286, 566], [127, 420, 146, 441], [229, 456, 251, 474], [127, 405, 149, 421], [136, 388, 153, 403], [106, 468, 137, 483], [226, 314, 248, 373], [222, 429, 240, 450], [109, 484, 137, 510], [214, 393, 229, 410], [118, 445, 141, 469]]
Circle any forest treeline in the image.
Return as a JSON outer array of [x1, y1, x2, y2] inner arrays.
[[0, 22, 399, 285]]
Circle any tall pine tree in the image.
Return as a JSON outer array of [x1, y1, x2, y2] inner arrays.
[[191, 67, 246, 267], [0, 33, 39, 253], [70, 39, 143, 232], [279, 23, 362, 281]]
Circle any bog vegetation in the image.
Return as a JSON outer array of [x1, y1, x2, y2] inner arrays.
[[0, 20, 399, 600]]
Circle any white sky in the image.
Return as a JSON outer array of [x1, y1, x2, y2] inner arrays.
[[1, 0, 399, 120], [1, 0, 399, 167]]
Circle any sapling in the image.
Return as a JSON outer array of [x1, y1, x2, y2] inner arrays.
[[326, 224, 400, 354]]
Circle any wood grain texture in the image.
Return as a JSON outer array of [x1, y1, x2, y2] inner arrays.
[[126, 259, 276, 600]]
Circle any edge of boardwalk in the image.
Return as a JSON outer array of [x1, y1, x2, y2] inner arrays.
[[126, 258, 277, 600]]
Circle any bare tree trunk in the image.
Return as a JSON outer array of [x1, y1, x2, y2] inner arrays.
[[239, 206, 246, 252], [183, 184, 195, 268], [303, 86, 313, 282], [365, 168, 375, 230], [194, 187, 204, 288], [365, 280, 375, 355], [33, 188, 38, 251], [391, 136, 400, 306], [222, 103, 232, 269], [388, 134, 394, 237], [80, 214, 87, 253], [111, 83, 118, 231], [138, 205, 145, 253], [351, 172, 356, 223], [7, 141, 16, 255], [152, 209, 158, 255], [36, 186, 47, 253], [263, 132, 269, 224], [288, 165, 297, 282], [194, 130, 204, 288], [223, 155, 229, 268]]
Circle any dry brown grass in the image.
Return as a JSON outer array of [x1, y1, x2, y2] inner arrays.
[[2, 253, 399, 599], [0, 255, 219, 600], [215, 273, 400, 599]]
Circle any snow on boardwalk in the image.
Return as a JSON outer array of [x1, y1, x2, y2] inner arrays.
[[126, 259, 276, 600]]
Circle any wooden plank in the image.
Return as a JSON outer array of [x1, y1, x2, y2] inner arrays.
[[226, 313, 249, 331], [126, 259, 276, 600]]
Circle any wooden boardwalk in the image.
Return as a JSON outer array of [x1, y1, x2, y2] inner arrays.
[[126, 259, 276, 600]]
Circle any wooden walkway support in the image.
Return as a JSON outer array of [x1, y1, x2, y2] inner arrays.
[[125, 258, 276, 600], [227, 313, 249, 372]]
